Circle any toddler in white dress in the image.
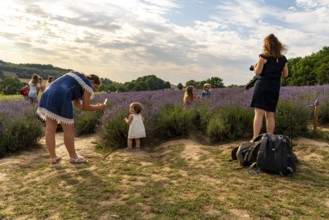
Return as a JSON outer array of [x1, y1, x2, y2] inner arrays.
[[124, 102, 146, 151]]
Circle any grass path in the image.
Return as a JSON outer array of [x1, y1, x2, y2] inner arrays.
[[0, 133, 329, 219]]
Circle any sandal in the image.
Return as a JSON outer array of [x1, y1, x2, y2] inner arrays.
[[51, 156, 62, 164], [70, 156, 88, 164]]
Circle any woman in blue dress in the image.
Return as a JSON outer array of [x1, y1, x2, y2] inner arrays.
[[250, 34, 289, 141], [37, 71, 107, 164]]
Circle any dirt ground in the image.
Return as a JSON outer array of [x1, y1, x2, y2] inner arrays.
[[0, 133, 328, 219], [0, 133, 328, 184]]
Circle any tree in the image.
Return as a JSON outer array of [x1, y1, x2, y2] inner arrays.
[[0, 77, 24, 95], [316, 63, 329, 85], [177, 83, 183, 90], [207, 77, 224, 88]]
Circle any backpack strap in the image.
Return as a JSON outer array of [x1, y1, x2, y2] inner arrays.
[[248, 162, 260, 175]]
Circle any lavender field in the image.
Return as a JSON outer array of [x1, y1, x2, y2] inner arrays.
[[1, 85, 329, 156]]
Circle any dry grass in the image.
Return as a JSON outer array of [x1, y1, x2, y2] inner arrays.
[[0, 133, 328, 219]]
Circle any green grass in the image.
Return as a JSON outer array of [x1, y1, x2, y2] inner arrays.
[[0, 139, 329, 219], [0, 94, 23, 102]]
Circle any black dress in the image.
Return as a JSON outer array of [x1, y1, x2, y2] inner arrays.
[[250, 54, 287, 112]]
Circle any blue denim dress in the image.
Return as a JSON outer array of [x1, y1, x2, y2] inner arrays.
[[37, 72, 94, 124]]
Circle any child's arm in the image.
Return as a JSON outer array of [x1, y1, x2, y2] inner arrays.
[[124, 114, 134, 125], [141, 114, 145, 121]]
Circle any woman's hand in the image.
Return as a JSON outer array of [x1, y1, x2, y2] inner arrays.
[[97, 103, 107, 110]]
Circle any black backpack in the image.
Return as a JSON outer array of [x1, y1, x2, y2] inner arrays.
[[231, 134, 265, 166], [249, 134, 297, 176]]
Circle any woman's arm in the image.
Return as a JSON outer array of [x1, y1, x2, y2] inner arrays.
[[81, 90, 106, 111], [281, 63, 289, 78], [254, 57, 267, 76]]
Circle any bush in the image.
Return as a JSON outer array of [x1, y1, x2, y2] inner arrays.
[[0, 111, 43, 157], [74, 110, 103, 136], [100, 111, 128, 149], [319, 98, 329, 124], [276, 100, 308, 137], [206, 105, 253, 143], [189, 102, 212, 131], [156, 105, 192, 138]]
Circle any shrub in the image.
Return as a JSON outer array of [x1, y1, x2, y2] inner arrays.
[[206, 105, 253, 143], [156, 105, 192, 138], [74, 110, 103, 136], [189, 101, 212, 131], [276, 100, 308, 137], [100, 111, 128, 149], [0, 111, 43, 156], [318, 97, 329, 124]]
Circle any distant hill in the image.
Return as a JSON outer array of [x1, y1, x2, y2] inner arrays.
[[0, 60, 70, 80]]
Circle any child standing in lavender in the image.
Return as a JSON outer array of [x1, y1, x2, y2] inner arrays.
[[124, 102, 146, 151]]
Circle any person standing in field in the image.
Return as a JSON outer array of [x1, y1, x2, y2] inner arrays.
[[124, 102, 146, 151], [183, 85, 199, 107], [201, 83, 212, 98], [21, 85, 29, 100], [37, 71, 107, 164], [250, 33, 289, 141], [45, 76, 54, 88], [28, 74, 40, 104]]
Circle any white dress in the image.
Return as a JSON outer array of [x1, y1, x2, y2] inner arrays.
[[128, 114, 146, 139]]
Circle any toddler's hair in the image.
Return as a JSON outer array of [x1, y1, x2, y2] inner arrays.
[[130, 102, 143, 114]]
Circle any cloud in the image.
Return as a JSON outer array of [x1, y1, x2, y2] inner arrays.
[[0, 0, 328, 85]]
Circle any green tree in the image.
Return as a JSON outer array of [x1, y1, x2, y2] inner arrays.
[[177, 83, 183, 90], [0, 77, 24, 95], [316, 63, 329, 85], [207, 77, 224, 88]]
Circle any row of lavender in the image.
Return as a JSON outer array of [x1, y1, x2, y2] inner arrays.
[[0, 85, 328, 156]]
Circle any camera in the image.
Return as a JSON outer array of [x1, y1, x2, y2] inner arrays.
[[249, 65, 254, 71]]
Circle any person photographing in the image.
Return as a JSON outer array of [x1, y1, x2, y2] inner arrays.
[[37, 71, 107, 164], [250, 33, 289, 141]]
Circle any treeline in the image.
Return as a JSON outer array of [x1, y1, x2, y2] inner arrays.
[[282, 46, 329, 86], [0, 60, 69, 79], [99, 75, 171, 92]]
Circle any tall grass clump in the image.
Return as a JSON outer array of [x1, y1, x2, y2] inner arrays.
[[206, 105, 253, 143], [275, 100, 308, 137], [156, 105, 192, 138], [0, 110, 43, 156]]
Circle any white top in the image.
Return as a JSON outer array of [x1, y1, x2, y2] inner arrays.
[[28, 82, 40, 95], [128, 114, 146, 139]]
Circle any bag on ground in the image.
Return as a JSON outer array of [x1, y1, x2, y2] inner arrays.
[[231, 134, 265, 166], [250, 134, 297, 176]]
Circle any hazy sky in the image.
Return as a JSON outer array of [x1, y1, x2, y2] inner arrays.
[[0, 0, 328, 85]]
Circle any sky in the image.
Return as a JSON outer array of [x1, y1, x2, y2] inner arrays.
[[0, 0, 328, 86]]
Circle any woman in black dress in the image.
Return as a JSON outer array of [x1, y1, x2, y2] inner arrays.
[[250, 34, 289, 141]]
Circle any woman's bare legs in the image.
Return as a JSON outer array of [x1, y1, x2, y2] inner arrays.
[[265, 111, 275, 134], [61, 123, 78, 159], [252, 108, 265, 140], [45, 117, 58, 159]]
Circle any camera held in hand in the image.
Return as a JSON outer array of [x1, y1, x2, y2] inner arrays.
[[245, 65, 258, 90]]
